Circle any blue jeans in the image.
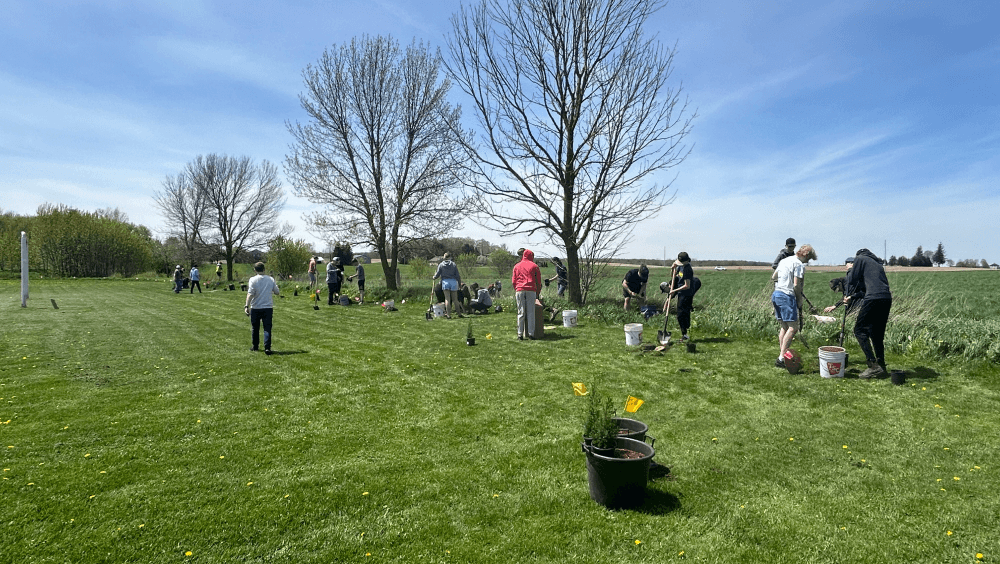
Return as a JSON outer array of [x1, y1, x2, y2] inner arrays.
[[250, 308, 273, 351]]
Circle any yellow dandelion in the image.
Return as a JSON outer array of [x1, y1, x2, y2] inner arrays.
[[89, 495, 95, 499], [635, 539, 641, 545], [220, 456, 225, 459], [789, 437, 794, 441], [842, 445, 848, 449], [185, 551, 193, 556], [486, 333, 493, 340], [954, 476, 960, 481], [493, 494, 499, 498], [712, 437, 718, 442], [84, 453, 91, 458], [284, 494, 289, 498], [27, 482, 34, 485], [947, 531, 953, 536], [138, 524, 144, 528], [366, 553, 371, 557], [362, 491, 369, 496], [976, 554, 983, 560], [247, 482, 253, 486], [679, 551, 685, 556]]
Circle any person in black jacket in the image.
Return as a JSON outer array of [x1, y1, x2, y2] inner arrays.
[[771, 237, 796, 270], [825, 249, 892, 379]]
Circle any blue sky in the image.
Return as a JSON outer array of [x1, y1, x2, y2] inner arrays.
[[2, 0, 997, 264]]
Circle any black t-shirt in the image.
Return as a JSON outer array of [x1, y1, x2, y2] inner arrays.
[[677, 263, 695, 297], [623, 268, 647, 293]]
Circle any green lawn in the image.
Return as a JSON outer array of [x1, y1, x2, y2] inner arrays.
[[2, 275, 998, 563]]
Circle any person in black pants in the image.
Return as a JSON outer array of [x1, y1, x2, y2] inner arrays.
[[666, 252, 695, 341], [825, 249, 892, 378]]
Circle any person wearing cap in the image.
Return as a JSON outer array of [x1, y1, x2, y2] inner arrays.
[[545, 257, 568, 298], [666, 252, 696, 341], [189, 264, 201, 294], [216, 261, 223, 282], [622, 264, 649, 310], [771, 238, 797, 270], [326, 257, 343, 305], [245, 261, 280, 355], [512, 249, 542, 339], [347, 258, 366, 304], [771, 244, 817, 369], [432, 253, 463, 317], [307, 256, 318, 290], [172, 265, 184, 293]]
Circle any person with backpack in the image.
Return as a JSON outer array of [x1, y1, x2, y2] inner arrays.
[[666, 252, 699, 342]]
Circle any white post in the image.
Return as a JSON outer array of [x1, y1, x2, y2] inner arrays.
[[21, 231, 29, 307]]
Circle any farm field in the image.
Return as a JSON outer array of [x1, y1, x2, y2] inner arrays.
[[2, 271, 999, 563]]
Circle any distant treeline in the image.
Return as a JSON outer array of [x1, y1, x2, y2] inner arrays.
[[0, 205, 155, 277]]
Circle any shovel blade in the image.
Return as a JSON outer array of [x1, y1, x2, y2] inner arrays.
[[657, 330, 672, 345]]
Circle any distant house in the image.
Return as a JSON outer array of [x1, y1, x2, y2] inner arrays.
[[991, 263, 999, 270]]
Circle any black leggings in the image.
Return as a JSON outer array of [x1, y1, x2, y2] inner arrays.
[[676, 295, 693, 333], [854, 298, 892, 363]]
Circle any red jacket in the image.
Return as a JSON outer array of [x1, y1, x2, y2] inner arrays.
[[511, 249, 541, 293]]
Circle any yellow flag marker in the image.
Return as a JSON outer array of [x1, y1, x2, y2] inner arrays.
[[624, 396, 644, 413], [572, 383, 588, 396]]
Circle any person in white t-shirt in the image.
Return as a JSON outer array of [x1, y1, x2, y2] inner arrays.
[[770, 244, 816, 369], [244, 262, 280, 355]]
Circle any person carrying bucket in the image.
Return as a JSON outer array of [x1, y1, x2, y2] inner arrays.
[[771, 244, 817, 369]]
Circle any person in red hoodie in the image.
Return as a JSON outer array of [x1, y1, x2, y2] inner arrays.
[[511, 248, 542, 340]]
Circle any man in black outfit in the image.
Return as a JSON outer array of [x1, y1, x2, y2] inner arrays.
[[771, 237, 796, 270], [825, 249, 892, 379], [622, 264, 649, 310]]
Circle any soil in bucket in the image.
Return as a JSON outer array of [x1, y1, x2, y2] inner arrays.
[[819, 346, 847, 378], [563, 309, 578, 328], [624, 323, 643, 346]]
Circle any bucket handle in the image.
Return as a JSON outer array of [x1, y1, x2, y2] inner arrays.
[[644, 435, 656, 448]]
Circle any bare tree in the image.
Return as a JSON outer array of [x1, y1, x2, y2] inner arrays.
[[447, 0, 693, 304], [154, 172, 209, 264], [285, 35, 469, 291], [186, 154, 286, 281]]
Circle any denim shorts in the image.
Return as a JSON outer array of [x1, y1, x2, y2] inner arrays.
[[442, 278, 458, 291], [772, 291, 798, 322]]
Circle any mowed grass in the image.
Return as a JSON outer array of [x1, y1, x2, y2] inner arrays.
[[2, 275, 1000, 563]]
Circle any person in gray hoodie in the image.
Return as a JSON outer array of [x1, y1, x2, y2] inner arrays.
[[432, 253, 464, 318], [825, 249, 892, 379]]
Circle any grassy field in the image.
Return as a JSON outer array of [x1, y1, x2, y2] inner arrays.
[[2, 270, 999, 563]]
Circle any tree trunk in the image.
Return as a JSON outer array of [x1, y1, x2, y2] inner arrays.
[[565, 241, 582, 305], [225, 244, 235, 282]]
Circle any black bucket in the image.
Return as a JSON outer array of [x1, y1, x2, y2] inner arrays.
[[612, 417, 648, 441], [339, 295, 351, 306], [583, 436, 655, 508]]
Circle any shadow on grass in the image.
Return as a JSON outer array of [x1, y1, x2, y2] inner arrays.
[[536, 333, 577, 341], [696, 337, 733, 344], [633, 488, 682, 515], [268, 350, 309, 356], [906, 366, 940, 380]]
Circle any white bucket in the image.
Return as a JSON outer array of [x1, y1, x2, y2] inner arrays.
[[563, 310, 578, 328], [624, 323, 643, 346], [432, 303, 446, 317], [382, 300, 394, 309], [819, 346, 847, 378]]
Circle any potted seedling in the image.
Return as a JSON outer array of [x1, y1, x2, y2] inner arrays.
[[466, 322, 475, 346], [581, 389, 656, 509]]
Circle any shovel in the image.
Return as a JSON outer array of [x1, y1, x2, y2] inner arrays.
[[656, 265, 678, 345]]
